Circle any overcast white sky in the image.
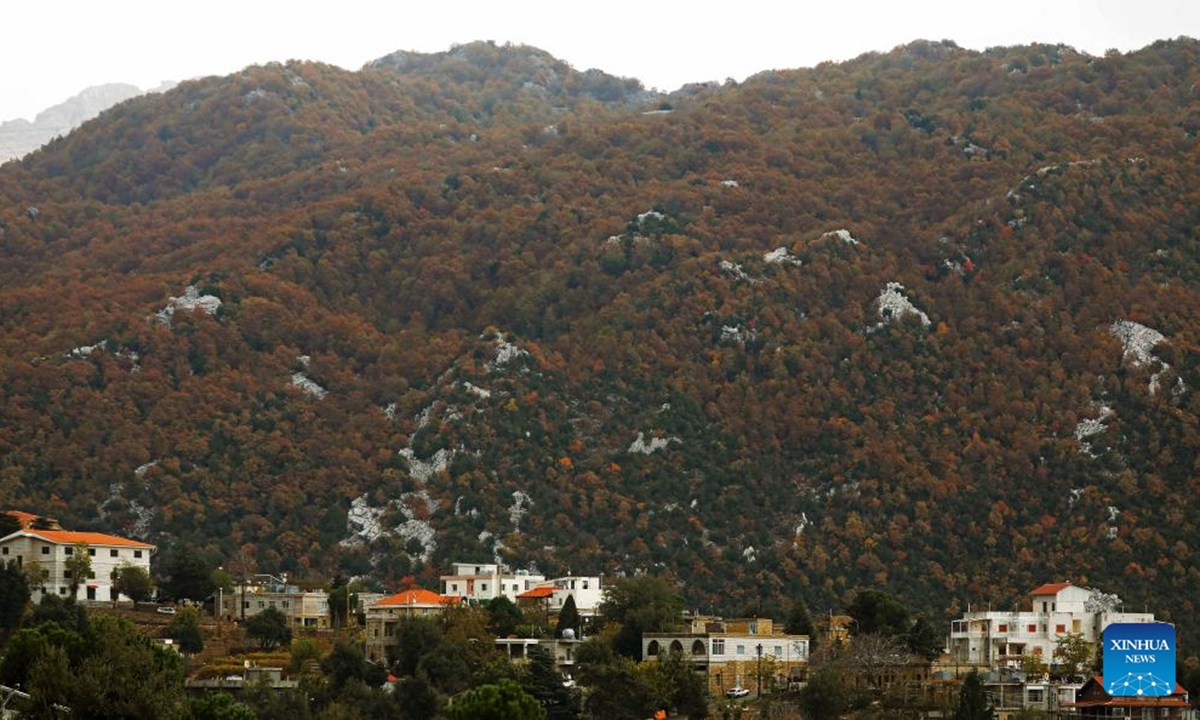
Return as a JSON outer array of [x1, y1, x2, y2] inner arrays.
[[2, 0, 1198, 121]]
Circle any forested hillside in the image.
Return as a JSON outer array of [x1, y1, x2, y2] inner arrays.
[[2, 38, 1199, 647]]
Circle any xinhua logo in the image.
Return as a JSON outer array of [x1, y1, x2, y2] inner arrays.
[[1102, 622, 1176, 697]]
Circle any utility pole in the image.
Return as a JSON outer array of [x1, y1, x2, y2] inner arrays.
[[756, 643, 763, 696]]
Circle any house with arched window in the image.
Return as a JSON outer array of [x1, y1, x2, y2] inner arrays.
[[642, 616, 810, 695]]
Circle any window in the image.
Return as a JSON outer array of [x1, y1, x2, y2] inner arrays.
[[774, 646, 782, 656], [1055, 624, 1066, 634], [41, 546, 49, 555], [998, 624, 1008, 633], [1, 547, 7, 555], [712, 639, 725, 655], [88, 571, 95, 579], [59, 587, 67, 595], [1028, 624, 1037, 633], [110, 549, 118, 558], [1028, 689, 1044, 703], [88, 548, 96, 556], [134, 550, 143, 558], [64, 547, 72, 555], [481, 583, 488, 592], [737, 645, 745, 655], [63, 570, 72, 579]]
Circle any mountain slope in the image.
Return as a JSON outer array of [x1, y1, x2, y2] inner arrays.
[[2, 38, 1200, 647]]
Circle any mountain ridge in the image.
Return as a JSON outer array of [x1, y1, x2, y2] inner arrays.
[[0, 82, 175, 163]]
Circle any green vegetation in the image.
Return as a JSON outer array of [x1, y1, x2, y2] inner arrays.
[[245, 607, 292, 651], [954, 670, 997, 720], [443, 678, 545, 720], [112, 564, 154, 606]]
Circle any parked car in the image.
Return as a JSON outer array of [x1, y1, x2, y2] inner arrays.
[[725, 686, 750, 698], [156, 606, 176, 615]]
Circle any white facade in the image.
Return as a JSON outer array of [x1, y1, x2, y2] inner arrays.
[[440, 562, 545, 603], [0, 529, 154, 603], [545, 576, 603, 616], [948, 583, 1156, 669]]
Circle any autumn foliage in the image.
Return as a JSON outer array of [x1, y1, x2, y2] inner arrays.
[[2, 39, 1200, 649]]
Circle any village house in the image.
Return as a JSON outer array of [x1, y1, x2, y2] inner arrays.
[[948, 582, 1156, 670], [516, 574, 605, 619], [495, 635, 584, 678], [215, 575, 331, 629], [364, 588, 460, 662], [0, 510, 154, 603], [439, 562, 546, 603], [642, 616, 810, 695]]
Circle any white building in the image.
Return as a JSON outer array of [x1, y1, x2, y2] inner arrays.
[[0, 512, 155, 603], [948, 582, 1157, 669], [518, 575, 604, 617], [440, 562, 545, 603]]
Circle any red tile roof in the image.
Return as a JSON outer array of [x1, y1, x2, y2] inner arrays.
[[4, 511, 46, 529], [518, 586, 554, 599], [21, 529, 154, 549], [373, 589, 459, 608], [1029, 582, 1073, 595]]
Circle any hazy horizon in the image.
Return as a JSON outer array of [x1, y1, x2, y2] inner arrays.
[[2, 0, 1198, 122]]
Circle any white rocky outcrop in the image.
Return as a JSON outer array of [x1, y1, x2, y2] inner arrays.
[[1110, 320, 1164, 367], [874, 283, 930, 328], [763, 247, 802, 265], [156, 286, 222, 326], [1110, 320, 1180, 395], [1074, 404, 1113, 457], [463, 382, 491, 400], [67, 339, 108, 358], [341, 492, 439, 562], [398, 447, 455, 483], [719, 260, 761, 283], [509, 491, 533, 531], [485, 337, 529, 372], [291, 373, 328, 400], [823, 229, 861, 245], [343, 495, 386, 545], [628, 431, 681, 455]]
